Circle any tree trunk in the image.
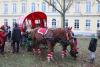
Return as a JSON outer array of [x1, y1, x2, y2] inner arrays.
[[62, 0, 66, 28], [61, 13, 65, 28]]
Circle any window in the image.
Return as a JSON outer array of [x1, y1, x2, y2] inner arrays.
[[42, 2, 46, 12], [4, 3, 8, 14], [22, 3, 26, 13], [86, 20, 91, 30], [21, 0, 27, 1], [74, 19, 79, 29], [52, 0, 56, 12], [97, 20, 100, 29], [97, 3, 100, 13], [4, 19, 8, 25], [13, 19, 16, 27], [12, 3, 17, 13], [52, 19, 56, 28], [65, 19, 68, 27], [13, 19, 16, 23], [4, 19, 8, 24], [75, 2, 80, 13], [86, 2, 91, 13], [12, 0, 17, 1], [31, 3, 35, 12]]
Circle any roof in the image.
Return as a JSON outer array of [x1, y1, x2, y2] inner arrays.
[[23, 11, 47, 21]]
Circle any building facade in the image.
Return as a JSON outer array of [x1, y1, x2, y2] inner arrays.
[[0, 0, 100, 36]]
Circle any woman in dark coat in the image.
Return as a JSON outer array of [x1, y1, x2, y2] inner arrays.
[[11, 23, 21, 53]]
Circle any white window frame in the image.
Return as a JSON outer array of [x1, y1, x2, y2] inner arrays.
[[74, 19, 79, 30], [85, 20, 91, 30], [75, 2, 80, 13], [12, 3, 17, 14], [4, 3, 8, 14], [13, 19, 16, 27], [85, 1, 91, 13], [22, 3, 26, 13], [4, 19, 8, 25], [21, 0, 27, 1], [52, 0, 56, 12], [65, 19, 68, 28], [42, 2, 46, 12], [97, 3, 100, 13], [97, 20, 100, 29], [31, 3, 35, 12], [52, 19, 56, 28]]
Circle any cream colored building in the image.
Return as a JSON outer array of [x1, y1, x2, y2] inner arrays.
[[0, 0, 100, 36]]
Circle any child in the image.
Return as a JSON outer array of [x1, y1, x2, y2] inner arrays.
[[88, 35, 98, 63]]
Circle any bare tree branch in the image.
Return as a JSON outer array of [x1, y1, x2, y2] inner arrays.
[[56, 0, 63, 11], [65, 0, 73, 12], [44, 0, 63, 15], [96, 0, 100, 3]]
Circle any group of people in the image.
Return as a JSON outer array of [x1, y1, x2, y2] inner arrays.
[[0, 23, 11, 54], [0, 23, 22, 54], [0, 22, 98, 64]]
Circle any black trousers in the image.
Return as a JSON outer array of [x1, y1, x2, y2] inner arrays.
[[0, 42, 5, 54], [12, 41, 20, 53]]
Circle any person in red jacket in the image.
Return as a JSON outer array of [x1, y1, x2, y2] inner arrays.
[[0, 28, 7, 54]]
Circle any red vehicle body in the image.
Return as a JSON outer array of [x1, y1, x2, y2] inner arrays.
[[19, 12, 47, 32]]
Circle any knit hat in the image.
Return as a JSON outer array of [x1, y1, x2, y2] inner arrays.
[[91, 34, 97, 39]]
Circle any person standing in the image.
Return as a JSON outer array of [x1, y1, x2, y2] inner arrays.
[[0, 27, 7, 54], [11, 23, 21, 53], [1, 23, 9, 41], [7, 26, 11, 42], [88, 35, 98, 63]]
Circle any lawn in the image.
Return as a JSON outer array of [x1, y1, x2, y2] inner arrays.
[[0, 38, 100, 67]]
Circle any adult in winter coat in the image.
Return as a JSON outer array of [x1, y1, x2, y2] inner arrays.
[[88, 35, 98, 63], [0, 28, 7, 54], [11, 23, 21, 53]]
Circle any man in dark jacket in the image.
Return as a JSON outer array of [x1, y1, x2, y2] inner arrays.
[[88, 35, 98, 63], [11, 23, 21, 53]]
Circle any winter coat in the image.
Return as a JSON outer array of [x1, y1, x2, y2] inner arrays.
[[88, 38, 97, 52], [11, 27, 21, 42], [0, 30, 7, 45]]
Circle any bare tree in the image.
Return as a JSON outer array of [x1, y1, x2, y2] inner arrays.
[[96, 0, 100, 3], [44, 0, 73, 28], [44, 0, 98, 27]]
